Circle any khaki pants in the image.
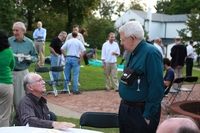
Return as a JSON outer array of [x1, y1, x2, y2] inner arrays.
[[103, 63, 119, 90], [0, 84, 13, 127], [34, 41, 45, 66], [12, 69, 29, 111]]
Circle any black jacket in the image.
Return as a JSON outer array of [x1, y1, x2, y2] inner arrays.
[[170, 43, 187, 68]]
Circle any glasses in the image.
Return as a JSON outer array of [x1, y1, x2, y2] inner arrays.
[[120, 35, 137, 42], [120, 36, 130, 42], [30, 79, 45, 84]]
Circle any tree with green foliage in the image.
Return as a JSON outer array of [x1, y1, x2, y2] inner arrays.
[[98, 0, 124, 21], [84, 17, 115, 49], [64, 0, 100, 33], [129, 0, 146, 11], [155, 0, 200, 14], [154, 1, 172, 14], [15, 0, 47, 30], [0, 0, 19, 35], [177, 9, 200, 63]]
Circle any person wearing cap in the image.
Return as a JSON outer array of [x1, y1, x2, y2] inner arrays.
[[186, 40, 194, 76], [170, 36, 187, 78]]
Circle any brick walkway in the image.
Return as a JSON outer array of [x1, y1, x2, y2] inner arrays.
[[44, 83, 200, 123]]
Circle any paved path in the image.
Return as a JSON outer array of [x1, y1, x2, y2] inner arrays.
[[44, 83, 200, 124]]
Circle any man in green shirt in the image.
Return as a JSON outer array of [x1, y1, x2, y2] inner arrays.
[[9, 21, 38, 110], [118, 21, 164, 133]]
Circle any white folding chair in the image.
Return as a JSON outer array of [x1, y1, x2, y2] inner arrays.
[[180, 76, 198, 100], [49, 66, 71, 96]]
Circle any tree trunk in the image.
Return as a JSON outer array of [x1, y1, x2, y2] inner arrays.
[[66, 0, 73, 33], [27, 11, 33, 31]]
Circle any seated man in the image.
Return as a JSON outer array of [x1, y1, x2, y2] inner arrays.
[[156, 116, 199, 133], [83, 46, 97, 65], [163, 58, 175, 96], [14, 73, 75, 129]]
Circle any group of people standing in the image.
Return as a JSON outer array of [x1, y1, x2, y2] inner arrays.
[[0, 19, 198, 133]]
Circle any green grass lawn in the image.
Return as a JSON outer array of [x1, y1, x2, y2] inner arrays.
[[28, 42, 200, 133]]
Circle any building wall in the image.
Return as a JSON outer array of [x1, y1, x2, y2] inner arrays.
[[114, 10, 144, 29], [145, 21, 166, 40], [166, 23, 186, 38]]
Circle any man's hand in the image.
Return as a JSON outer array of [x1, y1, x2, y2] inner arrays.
[[112, 52, 118, 56], [144, 118, 150, 125], [52, 122, 75, 129]]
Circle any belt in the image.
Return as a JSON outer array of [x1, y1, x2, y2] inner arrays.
[[13, 68, 25, 71], [121, 100, 145, 107], [35, 40, 44, 42], [66, 55, 80, 59]]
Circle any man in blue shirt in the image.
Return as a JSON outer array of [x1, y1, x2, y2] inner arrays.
[[33, 21, 47, 67], [118, 21, 164, 133], [83, 46, 97, 65], [163, 58, 175, 96]]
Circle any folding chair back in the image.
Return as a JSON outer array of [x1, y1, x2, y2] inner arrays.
[[168, 77, 185, 102], [35, 67, 50, 73], [80, 112, 119, 129], [48, 111, 57, 121], [49, 66, 70, 96], [162, 77, 185, 114], [180, 76, 198, 100]]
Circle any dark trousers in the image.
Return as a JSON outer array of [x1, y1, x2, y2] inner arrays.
[[83, 54, 89, 65], [186, 58, 193, 76], [119, 101, 161, 133]]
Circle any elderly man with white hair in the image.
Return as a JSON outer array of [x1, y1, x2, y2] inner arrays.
[[154, 37, 164, 58], [118, 21, 164, 133], [9, 21, 38, 111]]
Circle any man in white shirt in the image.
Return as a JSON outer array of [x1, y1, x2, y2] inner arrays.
[[65, 25, 85, 86], [186, 40, 194, 76], [61, 32, 86, 94], [101, 32, 120, 92], [154, 37, 164, 58]]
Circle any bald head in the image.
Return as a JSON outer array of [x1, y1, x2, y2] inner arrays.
[[156, 118, 199, 133]]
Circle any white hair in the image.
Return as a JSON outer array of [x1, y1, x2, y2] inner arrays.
[[119, 21, 144, 40], [59, 31, 67, 36], [13, 22, 26, 32]]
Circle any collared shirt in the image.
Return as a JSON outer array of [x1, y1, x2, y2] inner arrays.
[[154, 43, 164, 58], [86, 49, 96, 55], [49, 37, 63, 54], [8, 36, 38, 70], [65, 33, 85, 45], [101, 40, 120, 63], [33, 28, 47, 42], [119, 40, 164, 120], [187, 45, 194, 59], [14, 93, 53, 128], [164, 67, 175, 89], [61, 38, 86, 58]]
